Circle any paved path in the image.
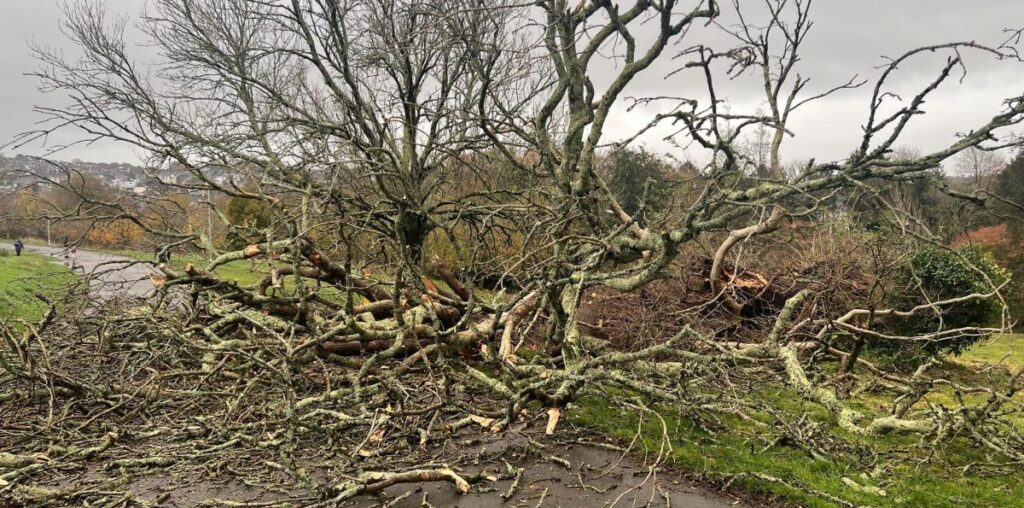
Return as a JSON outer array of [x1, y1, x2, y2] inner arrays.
[[365, 437, 750, 508], [129, 433, 751, 507], [21, 244, 156, 298]]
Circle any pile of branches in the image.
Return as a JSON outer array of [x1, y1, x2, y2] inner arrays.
[[3, 241, 1024, 506], [0, 244, 726, 506]]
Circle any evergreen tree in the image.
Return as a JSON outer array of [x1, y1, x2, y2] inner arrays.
[[993, 151, 1024, 242], [602, 147, 672, 225]]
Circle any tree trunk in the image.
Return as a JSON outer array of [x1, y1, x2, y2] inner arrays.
[[398, 209, 430, 267]]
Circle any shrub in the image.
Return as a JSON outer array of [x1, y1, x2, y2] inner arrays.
[[225, 197, 274, 248], [424, 223, 535, 289], [877, 245, 1010, 365], [86, 219, 145, 249], [601, 147, 672, 223]]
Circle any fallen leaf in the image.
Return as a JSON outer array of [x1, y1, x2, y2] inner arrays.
[[367, 429, 386, 445], [469, 414, 496, 428], [546, 407, 561, 435], [421, 276, 439, 294]]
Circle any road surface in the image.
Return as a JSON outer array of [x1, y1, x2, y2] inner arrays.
[[21, 243, 156, 298]]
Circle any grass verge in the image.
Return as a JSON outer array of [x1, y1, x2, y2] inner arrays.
[[571, 334, 1024, 507], [0, 249, 77, 322]]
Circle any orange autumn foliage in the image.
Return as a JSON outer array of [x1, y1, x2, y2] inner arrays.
[[87, 219, 144, 248]]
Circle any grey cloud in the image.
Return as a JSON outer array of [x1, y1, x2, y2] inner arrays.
[[1, 0, 1021, 165], [599, 1, 1024, 164]]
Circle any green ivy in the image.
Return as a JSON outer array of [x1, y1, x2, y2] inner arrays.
[[877, 245, 1010, 365]]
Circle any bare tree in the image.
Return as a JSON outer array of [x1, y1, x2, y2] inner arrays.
[[955, 145, 1006, 188], [3, 0, 1024, 505]]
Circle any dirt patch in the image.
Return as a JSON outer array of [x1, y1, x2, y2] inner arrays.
[[950, 224, 1010, 248]]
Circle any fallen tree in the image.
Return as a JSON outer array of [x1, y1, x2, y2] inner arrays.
[[3, 0, 1024, 506]]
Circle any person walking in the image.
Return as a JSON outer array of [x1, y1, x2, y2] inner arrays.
[[69, 244, 80, 271], [154, 245, 170, 264], [13, 239, 23, 256]]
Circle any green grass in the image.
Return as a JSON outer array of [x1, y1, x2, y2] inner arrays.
[[0, 250, 77, 323], [573, 395, 1024, 507], [571, 335, 1024, 507], [956, 333, 1024, 373], [90, 247, 271, 286], [95, 247, 359, 303], [91, 246, 504, 306], [209, 258, 269, 286]]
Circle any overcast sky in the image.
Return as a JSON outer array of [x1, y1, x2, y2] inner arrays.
[[1, 0, 1022, 167]]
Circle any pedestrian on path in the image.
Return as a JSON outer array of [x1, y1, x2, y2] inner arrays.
[[154, 245, 171, 264], [69, 244, 81, 271], [56, 236, 70, 260], [13, 239, 23, 256]]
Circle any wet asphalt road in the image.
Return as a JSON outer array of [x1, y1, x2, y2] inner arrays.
[[20, 243, 156, 298]]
